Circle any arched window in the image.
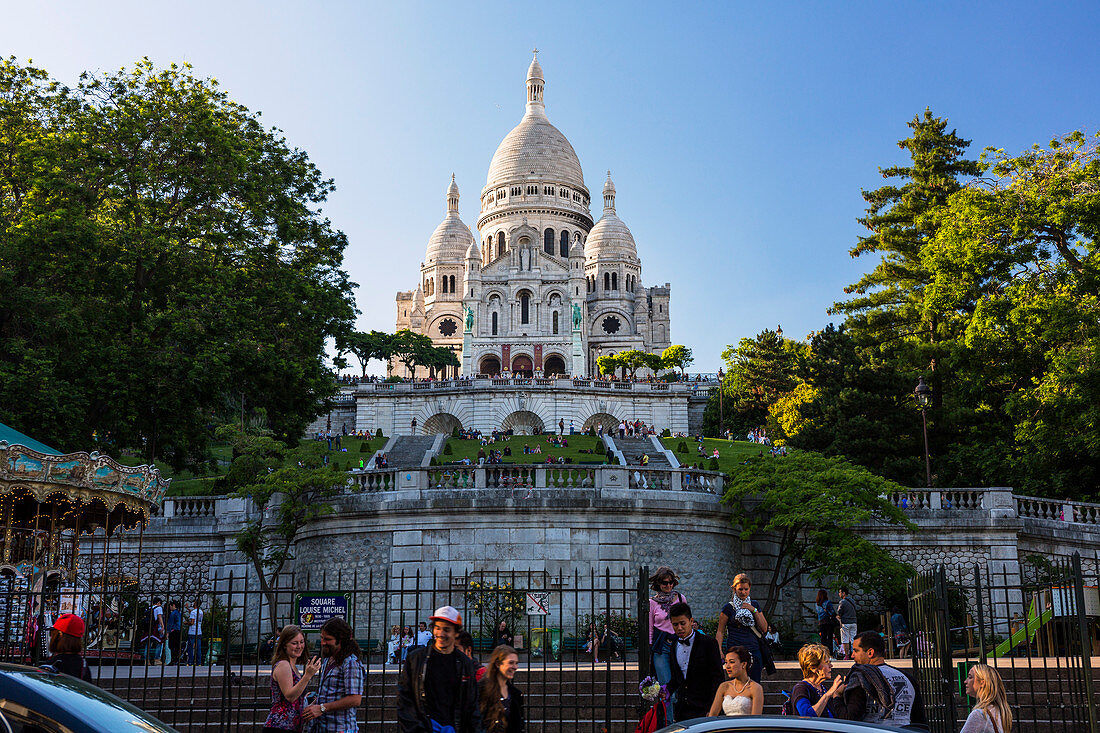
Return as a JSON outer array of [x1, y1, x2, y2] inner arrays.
[[560, 231, 569, 257], [520, 292, 530, 324], [553, 311, 559, 334], [449, 275, 456, 293], [544, 228, 555, 255], [611, 272, 618, 291], [497, 232, 505, 258], [604, 273, 610, 291], [492, 311, 498, 335], [441, 277, 447, 294]]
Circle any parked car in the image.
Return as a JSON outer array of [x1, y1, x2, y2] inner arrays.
[[0, 663, 177, 733], [659, 717, 929, 733]]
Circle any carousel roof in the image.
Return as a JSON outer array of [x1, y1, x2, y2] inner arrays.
[[0, 422, 60, 456]]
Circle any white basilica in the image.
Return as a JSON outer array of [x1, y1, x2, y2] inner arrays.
[[394, 53, 672, 378]]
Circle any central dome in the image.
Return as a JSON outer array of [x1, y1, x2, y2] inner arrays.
[[484, 53, 586, 193]]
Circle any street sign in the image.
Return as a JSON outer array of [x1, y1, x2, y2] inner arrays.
[[295, 592, 352, 632], [526, 592, 550, 616]]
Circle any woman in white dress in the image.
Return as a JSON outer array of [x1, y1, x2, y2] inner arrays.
[[961, 664, 1012, 733], [386, 625, 401, 664], [708, 646, 764, 716]]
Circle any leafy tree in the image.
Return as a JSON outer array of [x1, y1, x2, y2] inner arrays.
[[227, 428, 343, 632], [615, 350, 653, 379], [0, 58, 356, 468], [597, 354, 621, 377], [464, 580, 526, 636], [390, 329, 435, 379], [924, 131, 1100, 495], [705, 329, 802, 436], [338, 330, 394, 377], [661, 345, 694, 377], [721, 452, 916, 616]]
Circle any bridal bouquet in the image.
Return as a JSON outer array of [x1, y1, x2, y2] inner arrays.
[[639, 676, 667, 703]]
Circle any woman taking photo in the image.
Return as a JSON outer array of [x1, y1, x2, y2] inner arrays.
[[790, 643, 845, 718], [479, 645, 524, 733], [707, 646, 764, 716], [962, 664, 1012, 733], [263, 624, 322, 733], [648, 567, 686, 691], [715, 573, 768, 682]]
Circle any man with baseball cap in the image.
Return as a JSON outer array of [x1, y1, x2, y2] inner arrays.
[[398, 605, 481, 733], [43, 613, 93, 683]]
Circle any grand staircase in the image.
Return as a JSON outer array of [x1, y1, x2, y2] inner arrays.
[[610, 436, 672, 467], [382, 435, 439, 468]]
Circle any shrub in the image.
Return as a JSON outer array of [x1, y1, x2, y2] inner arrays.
[[661, 428, 672, 437], [429, 457, 439, 466], [443, 443, 453, 455], [677, 441, 688, 453], [360, 442, 370, 452], [707, 457, 720, 471], [451, 426, 461, 438], [375, 428, 384, 438]]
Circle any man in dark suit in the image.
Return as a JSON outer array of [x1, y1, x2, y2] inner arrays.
[[668, 601, 724, 721]]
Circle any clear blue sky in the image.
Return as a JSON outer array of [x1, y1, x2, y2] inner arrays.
[[5, 1, 1099, 372]]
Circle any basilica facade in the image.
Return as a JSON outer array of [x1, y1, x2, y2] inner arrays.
[[394, 53, 671, 378]]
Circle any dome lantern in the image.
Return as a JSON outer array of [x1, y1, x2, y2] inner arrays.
[[447, 173, 459, 213], [603, 171, 616, 213], [526, 49, 545, 117]]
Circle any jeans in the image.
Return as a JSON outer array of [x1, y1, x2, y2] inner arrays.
[[186, 634, 202, 665], [651, 632, 675, 723]]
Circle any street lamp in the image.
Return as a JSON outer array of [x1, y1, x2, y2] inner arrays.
[[914, 375, 932, 488]]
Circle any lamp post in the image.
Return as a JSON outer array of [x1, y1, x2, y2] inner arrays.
[[914, 375, 932, 488]]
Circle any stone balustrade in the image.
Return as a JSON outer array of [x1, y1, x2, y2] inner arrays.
[[345, 464, 725, 495], [1015, 493, 1100, 525], [363, 377, 715, 396], [161, 496, 219, 518]]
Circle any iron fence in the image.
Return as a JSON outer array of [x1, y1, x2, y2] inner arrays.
[[0, 564, 649, 733], [908, 552, 1098, 733]]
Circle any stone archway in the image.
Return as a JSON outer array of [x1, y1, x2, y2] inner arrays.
[[423, 413, 462, 435], [501, 410, 544, 435], [583, 412, 619, 434], [543, 354, 566, 376], [479, 355, 501, 376], [511, 355, 533, 377]]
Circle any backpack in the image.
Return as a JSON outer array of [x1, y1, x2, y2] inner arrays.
[[634, 699, 667, 733]]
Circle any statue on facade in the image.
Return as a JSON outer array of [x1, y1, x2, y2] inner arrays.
[[463, 305, 474, 333], [572, 303, 582, 331]]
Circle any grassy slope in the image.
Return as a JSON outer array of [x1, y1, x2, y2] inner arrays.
[[442, 435, 609, 465], [661, 437, 770, 474]]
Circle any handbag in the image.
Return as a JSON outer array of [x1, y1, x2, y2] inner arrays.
[[750, 625, 777, 676]]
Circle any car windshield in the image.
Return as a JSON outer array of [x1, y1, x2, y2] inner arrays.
[[2, 669, 177, 732]]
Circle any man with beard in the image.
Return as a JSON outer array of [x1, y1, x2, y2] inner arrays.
[[398, 606, 481, 733], [841, 631, 925, 728], [302, 617, 364, 732]]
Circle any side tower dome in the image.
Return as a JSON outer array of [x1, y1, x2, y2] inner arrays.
[[585, 172, 638, 264], [425, 174, 474, 264]]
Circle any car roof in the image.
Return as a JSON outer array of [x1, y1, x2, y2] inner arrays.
[[658, 715, 912, 733], [0, 663, 178, 733]]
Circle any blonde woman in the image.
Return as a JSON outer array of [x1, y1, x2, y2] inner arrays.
[[707, 646, 764, 716], [715, 573, 768, 681], [790, 643, 845, 718], [962, 664, 1013, 733]]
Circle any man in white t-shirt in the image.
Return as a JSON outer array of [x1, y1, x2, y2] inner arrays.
[[842, 631, 926, 728], [415, 621, 432, 648], [146, 598, 165, 664], [186, 597, 204, 666]]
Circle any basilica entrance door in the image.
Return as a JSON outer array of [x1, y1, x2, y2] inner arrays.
[[511, 355, 533, 378]]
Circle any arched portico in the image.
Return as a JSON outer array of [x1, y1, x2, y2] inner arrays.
[[423, 413, 462, 435], [583, 412, 619, 433], [501, 410, 544, 435], [543, 354, 566, 375]]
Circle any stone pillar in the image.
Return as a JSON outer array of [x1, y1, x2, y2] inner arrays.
[[462, 331, 473, 376]]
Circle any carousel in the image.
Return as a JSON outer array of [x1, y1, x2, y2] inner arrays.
[[0, 424, 167, 661]]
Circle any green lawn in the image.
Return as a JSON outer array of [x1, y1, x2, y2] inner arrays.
[[441, 435, 609, 465], [661, 437, 772, 474]]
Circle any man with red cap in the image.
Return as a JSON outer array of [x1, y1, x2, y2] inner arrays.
[[43, 613, 93, 683], [397, 605, 481, 733]]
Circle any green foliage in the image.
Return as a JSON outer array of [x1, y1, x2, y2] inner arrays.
[[661, 345, 695, 376], [661, 428, 671, 437], [464, 580, 526, 634], [707, 457, 720, 471], [0, 58, 356, 469], [443, 442, 453, 455], [597, 354, 620, 376], [721, 451, 916, 616], [360, 442, 370, 452], [336, 330, 394, 377], [578, 611, 636, 639], [705, 329, 804, 436], [375, 428, 384, 438], [676, 441, 688, 453]]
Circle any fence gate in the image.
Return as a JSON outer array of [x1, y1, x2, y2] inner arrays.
[[908, 552, 1097, 733], [1, 564, 651, 733]]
